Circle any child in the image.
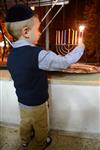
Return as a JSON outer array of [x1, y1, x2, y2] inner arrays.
[[5, 4, 85, 150]]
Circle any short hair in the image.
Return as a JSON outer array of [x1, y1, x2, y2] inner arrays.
[[5, 4, 38, 40], [6, 15, 38, 40]]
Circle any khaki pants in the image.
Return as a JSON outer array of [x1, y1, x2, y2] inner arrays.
[[19, 101, 49, 150]]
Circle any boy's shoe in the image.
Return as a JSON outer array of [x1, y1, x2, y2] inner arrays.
[[22, 144, 27, 148], [43, 136, 52, 150], [17, 144, 28, 150]]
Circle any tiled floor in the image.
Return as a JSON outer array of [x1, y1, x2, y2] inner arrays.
[[0, 125, 100, 150]]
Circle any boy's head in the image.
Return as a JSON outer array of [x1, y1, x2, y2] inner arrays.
[[5, 4, 41, 44]]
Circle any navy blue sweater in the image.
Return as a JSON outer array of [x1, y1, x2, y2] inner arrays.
[[7, 46, 48, 106]]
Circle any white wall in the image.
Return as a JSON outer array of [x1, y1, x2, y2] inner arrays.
[[0, 80, 100, 134], [49, 84, 100, 134], [0, 80, 20, 125]]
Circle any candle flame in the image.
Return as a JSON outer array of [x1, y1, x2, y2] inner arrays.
[[79, 25, 85, 32]]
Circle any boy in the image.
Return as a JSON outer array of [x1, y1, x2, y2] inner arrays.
[[5, 4, 85, 150]]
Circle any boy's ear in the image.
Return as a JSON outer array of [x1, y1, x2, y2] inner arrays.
[[21, 27, 30, 38]]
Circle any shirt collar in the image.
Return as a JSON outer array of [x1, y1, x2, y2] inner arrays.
[[12, 39, 35, 48]]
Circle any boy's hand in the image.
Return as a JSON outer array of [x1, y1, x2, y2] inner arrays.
[[78, 41, 85, 49]]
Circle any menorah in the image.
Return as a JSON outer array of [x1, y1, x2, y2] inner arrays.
[[56, 25, 85, 55]]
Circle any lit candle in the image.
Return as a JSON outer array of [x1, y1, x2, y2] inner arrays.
[[72, 29, 75, 45], [64, 30, 66, 44], [78, 25, 85, 44], [68, 28, 70, 44]]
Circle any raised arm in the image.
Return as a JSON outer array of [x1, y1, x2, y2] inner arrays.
[[38, 42, 85, 71]]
